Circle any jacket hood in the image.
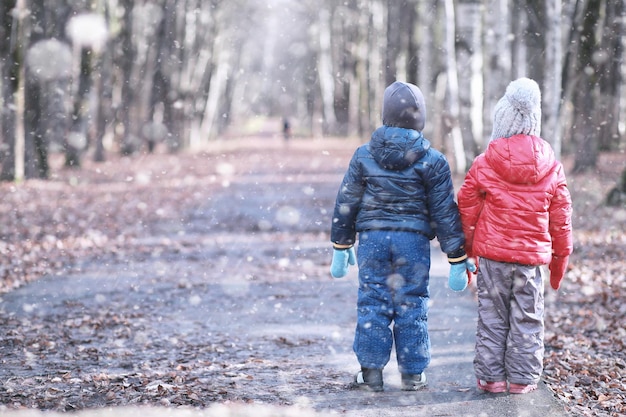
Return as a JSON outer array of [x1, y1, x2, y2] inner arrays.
[[485, 134, 556, 184], [370, 126, 430, 170], [382, 81, 426, 131]]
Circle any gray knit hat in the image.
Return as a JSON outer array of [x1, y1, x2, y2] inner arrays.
[[491, 77, 541, 141]]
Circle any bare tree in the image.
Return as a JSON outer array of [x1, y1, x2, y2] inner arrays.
[[94, 2, 113, 162], [65, 12, 108, 167], [543, 0, 563, 159], [316, 6, 337, 134], [117, 0, 136, 154], [596, 0, 624, 151], [443, 0, 466, 173], [0, 0, 19, 181], [455, 0, 483, 160], [366, 0, 385, 134], [482, 0, 510, 148], [570, 0, 602, 173], [385, 0, 402, 86], [416, 0, 439, 144]]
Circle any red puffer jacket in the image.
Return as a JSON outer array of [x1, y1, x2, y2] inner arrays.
[[458, 134, 572, 270]]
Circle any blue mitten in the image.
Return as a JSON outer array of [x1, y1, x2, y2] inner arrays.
[[448, 259, 477, 291], [330, 247, 356, 278]]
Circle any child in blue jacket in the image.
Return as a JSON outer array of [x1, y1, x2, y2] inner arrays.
[[330, 81, 475, 391]]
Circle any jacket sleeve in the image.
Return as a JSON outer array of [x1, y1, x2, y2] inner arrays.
[[457, 158, 485, 258], [549, 164, 573, 258], [425, 152, 465, 257], [330, 150, 365, 246]]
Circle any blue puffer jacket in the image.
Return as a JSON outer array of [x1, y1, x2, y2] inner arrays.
[[330, 126, 465, 257]]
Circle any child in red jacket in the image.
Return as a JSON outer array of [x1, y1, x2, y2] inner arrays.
[[457, 78, 573, 394]]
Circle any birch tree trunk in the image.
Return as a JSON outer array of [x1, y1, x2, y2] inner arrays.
[[483, 0, 510, 147], [367, 0, 385, 133], [94, 40, 112, 162], [543, 0, 563, 159], [443, 0, 466, 173], [455, 0, 483, 158], [200, 36, 229, 142], [317, 6, 337, 134], [404, 0, 418, 86], [352, 4, 370, 138], [344, 1, 363, 138], [332, 6, 352, 137], [385, 0, 401, 85], [510, 2, 528, 78], [417, 0, 437, 142], [66, 47, 91, 167]]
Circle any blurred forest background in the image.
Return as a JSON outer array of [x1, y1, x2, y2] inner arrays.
[[1, 1, 626, 415], [0, 0, 625, 183]]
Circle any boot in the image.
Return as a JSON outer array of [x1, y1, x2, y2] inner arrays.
[[401, 372, 427, 391], [349, 367, 383, 392]]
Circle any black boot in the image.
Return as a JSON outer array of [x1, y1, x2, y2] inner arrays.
[[349, 367, 383, 392]]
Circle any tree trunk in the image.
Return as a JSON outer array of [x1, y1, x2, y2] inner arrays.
[[482, 0, 509, 148], [23, 0, 46, 179], [385, 0, 401, 85], [332, 6, 353, 137], [148, 0, 171, 151], [118, 0, 136, 154], [596, 0, 624, 151], [66, 47, 91, 167], [404, 0, 418, 86], [200, 37, 229, 141], [317, 6, 337, 134], [543, 0, 563, 159], [94, 3, 113, 163], [352, 4, 369, 138], [572, 0, 602, 173], [443, 0, 465, 173], [524, 0, 546, 83], [510, 2, 528, 78], [367, 0, 385, 134], [94, 43, 112, 162], [455, 0, 483, 159], [605, 166, 626, 206], [417, 0, 437, 142], [0, 0, 18, 181]]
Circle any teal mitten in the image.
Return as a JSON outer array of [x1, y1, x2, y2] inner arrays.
[[448, 259, 477, 291], [330, 247, 356, 278]]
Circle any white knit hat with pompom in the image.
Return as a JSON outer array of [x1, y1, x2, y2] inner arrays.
[[491, 77, 542, 141]]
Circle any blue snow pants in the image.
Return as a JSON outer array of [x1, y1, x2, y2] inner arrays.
[[353, 230, 431, 375]]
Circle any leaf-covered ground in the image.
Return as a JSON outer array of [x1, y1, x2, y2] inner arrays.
[[542, 152, 626, 417], [0, 138, 354, 412], [0, 138, 624, 416]]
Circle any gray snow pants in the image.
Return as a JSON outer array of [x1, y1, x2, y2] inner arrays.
[[474, 258, 545, 385]]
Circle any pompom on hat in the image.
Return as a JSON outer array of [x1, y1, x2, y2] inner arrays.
[[491, 77, 542, 141]]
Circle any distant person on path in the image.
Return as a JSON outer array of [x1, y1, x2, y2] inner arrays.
[[329, 81, 475, 392], [457, 78, 573, 394], [282, 118, 291, 142]]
